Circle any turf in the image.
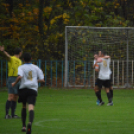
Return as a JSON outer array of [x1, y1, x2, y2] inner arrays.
[[0, 88, 134, 134]]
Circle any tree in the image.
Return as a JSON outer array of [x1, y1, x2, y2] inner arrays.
[[0, 0, 131, 60]]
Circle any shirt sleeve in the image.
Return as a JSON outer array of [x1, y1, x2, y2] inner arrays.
[[108, 58, 111, 63], [20, 60, 22, 66], [18, 66, 23, 77], [93, 60, 96, 65], [37, 68, 44, 80]]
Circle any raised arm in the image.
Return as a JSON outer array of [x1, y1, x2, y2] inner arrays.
[[0, 46, 11, 59], [103, 55, 110, 59]]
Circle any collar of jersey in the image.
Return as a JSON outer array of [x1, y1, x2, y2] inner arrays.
[[24, 63, 32, 64]]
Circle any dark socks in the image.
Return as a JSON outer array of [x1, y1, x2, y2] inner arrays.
[[95, 91, 102, 102], [11, 101, 17, 117], [5, 100, 12, 115], [21, 108, 26, 127], [29, 110, 34, 124], [98, 90, 101, 95], [110, 90, 113, 98], [107, 92, 112, 103]]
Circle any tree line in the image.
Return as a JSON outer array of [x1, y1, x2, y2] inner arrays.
[[0, 0, 133, 60]]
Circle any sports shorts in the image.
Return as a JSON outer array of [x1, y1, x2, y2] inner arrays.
[[95, 78, 111, 89], [110, 73, 113, 86], [7, 77, 20, 94], [18, 88, 37, 105]]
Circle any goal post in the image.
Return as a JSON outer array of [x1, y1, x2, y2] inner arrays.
[[64, 26, 68, 88], [64, 26, 134, 88]]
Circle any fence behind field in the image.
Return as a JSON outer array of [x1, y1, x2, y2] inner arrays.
[[0, 60, 64, 88], [0, 59, 134, 89]]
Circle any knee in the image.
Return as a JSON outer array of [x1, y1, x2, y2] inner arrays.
[[28, 104, 34, 111], [110, 87, 113, 90], [13, 95, 18, 101], [94, 86, 100, 92], [8, 95, 13, 101], [105, 88, 110, 93], [22, 103, 26, 108]]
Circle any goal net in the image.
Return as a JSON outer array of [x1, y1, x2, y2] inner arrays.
[[64, 26, 134, 88]]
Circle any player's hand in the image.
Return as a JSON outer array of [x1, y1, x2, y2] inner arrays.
[[42, 80, 45, 83], [0, 46, 5, 52], [38, 79, 45, 83], [96, 58, 102, 63], [12, 82, 15, 87]]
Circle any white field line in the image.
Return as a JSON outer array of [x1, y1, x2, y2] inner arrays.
[[34, 118, 122, 129]]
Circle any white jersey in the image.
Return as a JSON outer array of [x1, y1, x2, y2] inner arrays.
[[18, 63, 44, 91], [98, 58, 111, 80]]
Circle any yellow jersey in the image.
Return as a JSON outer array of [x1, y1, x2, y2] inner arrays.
[[8, 56, 22, 77]]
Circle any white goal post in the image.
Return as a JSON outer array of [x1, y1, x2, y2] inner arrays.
[[64, 26, 134, 88]]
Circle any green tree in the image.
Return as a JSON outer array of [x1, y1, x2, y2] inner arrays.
[[0, 0, 132, 60]]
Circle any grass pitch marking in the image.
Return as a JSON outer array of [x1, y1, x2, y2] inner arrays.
[[34, 118, 122, 128]]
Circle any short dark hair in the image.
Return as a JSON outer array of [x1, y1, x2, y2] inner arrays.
[[101, 50, 106, 55], [23, 52, 31, 62], [94, 52, 98, 55], [14, 47, 22, 55]]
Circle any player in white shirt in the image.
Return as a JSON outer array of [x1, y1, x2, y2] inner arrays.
[[94, 51, 113, 106], [12, 52, 45, 134], [98, 51, 113, 103]]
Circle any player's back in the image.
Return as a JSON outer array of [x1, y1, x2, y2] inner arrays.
[[8, 56, 22, 76], [98, 58, 111, 80], [18, 64, 44, 91]]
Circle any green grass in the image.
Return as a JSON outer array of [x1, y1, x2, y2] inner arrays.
[[0, 88, 134, 134]]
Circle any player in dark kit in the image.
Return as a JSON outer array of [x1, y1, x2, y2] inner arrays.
[[12, 52, 45, 134]]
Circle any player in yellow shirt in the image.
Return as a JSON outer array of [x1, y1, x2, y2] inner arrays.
[[0, 46, 22, 119]]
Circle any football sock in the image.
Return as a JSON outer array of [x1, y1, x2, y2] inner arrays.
[[110, 90, 113, 98], [29, 110, 34, 124], [95, 91, 102, 102], [11, 101, 17, 117], [107, 92, 112, 103], [98, 90, 101, 95], [21, 108, 26, 127], [5, 100, 12, 115]]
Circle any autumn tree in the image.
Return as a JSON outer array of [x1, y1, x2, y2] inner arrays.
[[0, 0, 132, 61]]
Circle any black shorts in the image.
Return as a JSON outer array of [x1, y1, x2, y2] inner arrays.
[[96, 78, 111, 89], [110, 73, 113, 86], [95, 79, 102, 89], [18, 88, 37, 105]]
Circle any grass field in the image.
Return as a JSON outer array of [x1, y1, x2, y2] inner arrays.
[[0, 88, 134, 134]]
